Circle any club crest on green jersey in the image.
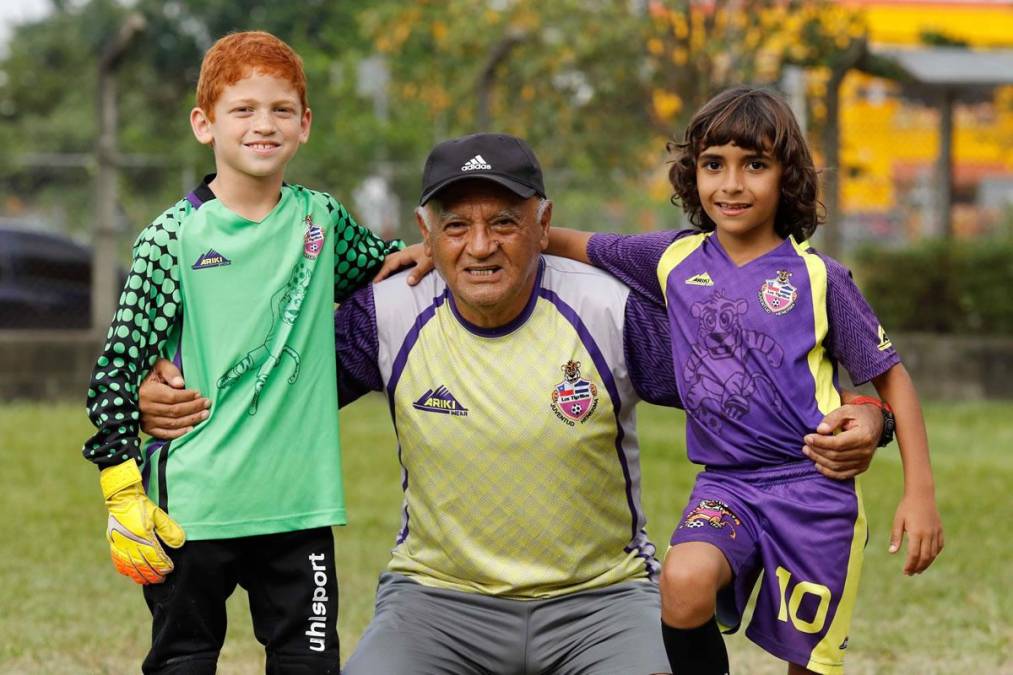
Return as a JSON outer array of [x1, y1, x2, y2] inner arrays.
[[303, 215, 325, 259], [758, 270, 798, 315], [550, 360, 599, 426]]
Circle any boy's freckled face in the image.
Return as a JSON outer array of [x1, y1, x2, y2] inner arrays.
[[191, 72, 311, 183], [696, 142, 783, 243]]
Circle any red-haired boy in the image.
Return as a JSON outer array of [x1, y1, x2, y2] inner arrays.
[[82, 31, 405, 673]]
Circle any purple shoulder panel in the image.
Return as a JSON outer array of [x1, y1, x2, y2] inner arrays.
[[334, 286, 384, 406], [624, 293, 681, 408], [820, 253, 900, 385], [587, 230, 688, 303]]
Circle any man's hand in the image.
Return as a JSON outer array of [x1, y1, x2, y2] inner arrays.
[[139, 359, 209, 440], [371, 243, 433, 286], [802, 403, 884, 480], [100, 460, 185, 584]]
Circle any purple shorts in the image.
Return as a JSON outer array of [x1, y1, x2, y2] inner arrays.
[[669, 461, 867, 675]]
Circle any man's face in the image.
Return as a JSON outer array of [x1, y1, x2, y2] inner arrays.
[[190, 71, 311, 185], [418, 180, 550, 329]]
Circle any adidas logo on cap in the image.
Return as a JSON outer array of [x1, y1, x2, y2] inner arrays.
[[461, 155, 492, 172]]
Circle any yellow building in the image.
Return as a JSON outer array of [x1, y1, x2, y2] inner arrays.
[[837, 0, 1013, 233]]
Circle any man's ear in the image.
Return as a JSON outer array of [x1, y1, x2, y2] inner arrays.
[[537, 200, 553, 251], [415, 208, 433, 257], [190, 107, 214, 146]]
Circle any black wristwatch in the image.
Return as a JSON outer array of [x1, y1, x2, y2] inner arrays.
[[878, 407, 895, 447], [851, 396, 895, 447]]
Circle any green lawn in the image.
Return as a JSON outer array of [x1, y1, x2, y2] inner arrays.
[[1, 397, 1010, 674]]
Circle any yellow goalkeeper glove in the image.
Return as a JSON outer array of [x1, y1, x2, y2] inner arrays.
[[99, 460, 185, 584]]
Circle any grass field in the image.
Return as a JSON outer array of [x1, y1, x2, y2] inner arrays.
[[1, 396, 1011, 674]]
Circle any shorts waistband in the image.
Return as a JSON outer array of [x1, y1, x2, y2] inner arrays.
[[702, 459, 820, 485]]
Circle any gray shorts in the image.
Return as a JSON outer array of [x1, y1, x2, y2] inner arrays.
[[343, 573, 671, 675]]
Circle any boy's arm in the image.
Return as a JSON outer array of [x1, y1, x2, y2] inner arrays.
[[545, 228, 593, 265], [327, 196, 404, 303], [872, 364, 943, 575], [83, 216, 187, 584]]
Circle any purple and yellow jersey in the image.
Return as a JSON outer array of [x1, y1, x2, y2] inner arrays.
[[589, 231, 899, 469], [333, 256, 680, 599]]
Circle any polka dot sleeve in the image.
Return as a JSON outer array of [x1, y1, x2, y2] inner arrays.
[[324, 194, 404, 304], [82, 204, 185, 468]]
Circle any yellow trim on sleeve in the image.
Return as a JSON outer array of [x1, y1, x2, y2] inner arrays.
[[790, 238, 840, 415], [806, 480, 867, 674], [656, 233, 709, 305]]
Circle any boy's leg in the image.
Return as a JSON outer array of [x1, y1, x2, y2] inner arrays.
[[743, 473, 867, 675], [660, 543, 733, 675], [141, 539, 240, 674], [240, 527, 340, 674], [662, 475, 762, 675]]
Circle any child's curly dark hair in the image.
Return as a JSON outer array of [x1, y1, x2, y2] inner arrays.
[[668, 86, 823, 242]]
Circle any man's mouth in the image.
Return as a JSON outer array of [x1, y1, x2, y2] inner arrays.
[[465, 266, 500, 278]]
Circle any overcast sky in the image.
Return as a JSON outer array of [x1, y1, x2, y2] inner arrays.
[[0, 0, 52, 52]]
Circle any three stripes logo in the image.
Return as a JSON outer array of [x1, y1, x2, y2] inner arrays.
[[461, 154, 492, 172]]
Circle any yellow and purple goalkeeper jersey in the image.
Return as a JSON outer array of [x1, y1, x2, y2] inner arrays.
[[83, 176, 402, 539], [589, 231, 899, 469], [333, 256, 680, 599]]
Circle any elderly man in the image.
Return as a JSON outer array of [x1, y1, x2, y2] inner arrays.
[[140, 133, 886, 674]]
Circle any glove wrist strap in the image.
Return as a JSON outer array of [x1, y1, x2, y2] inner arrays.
[[100, 460, 143, 499]]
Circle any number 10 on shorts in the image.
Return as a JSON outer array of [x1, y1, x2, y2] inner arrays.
[[775, 566, 832, 634]]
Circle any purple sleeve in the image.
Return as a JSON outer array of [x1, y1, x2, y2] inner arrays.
[[624, 293, 681, 408], [587, 231, 684, 304], [822, 255, 901, 385], [334, 286, 384, 407]]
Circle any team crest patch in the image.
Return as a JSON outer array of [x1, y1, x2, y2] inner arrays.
[[192, 249, 231, 270], [303, 215, 325, 259], [680, 499, 742, 539], [758, 270, 797, 315], [550, 360, 599, 426], [413, 385, 468, 416]]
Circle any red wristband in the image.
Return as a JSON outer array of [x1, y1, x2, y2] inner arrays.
[[849, 395, 893, 413]]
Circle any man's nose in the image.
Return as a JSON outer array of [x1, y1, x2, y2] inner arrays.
[[466, 224, 498, 258]]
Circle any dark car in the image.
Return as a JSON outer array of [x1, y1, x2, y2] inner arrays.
[[0, 224, 118, 330]]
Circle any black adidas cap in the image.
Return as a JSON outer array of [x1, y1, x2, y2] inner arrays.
[[419, 133, 546, 206]]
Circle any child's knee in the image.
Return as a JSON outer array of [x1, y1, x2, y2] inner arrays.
[[659, 545, 728, 627]]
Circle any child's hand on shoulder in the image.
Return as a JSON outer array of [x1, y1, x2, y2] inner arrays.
[[890, 491, 944, 575], [372, 243, 433, 285]]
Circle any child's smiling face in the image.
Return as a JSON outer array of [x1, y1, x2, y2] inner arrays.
[[695, 142, 784, 245]]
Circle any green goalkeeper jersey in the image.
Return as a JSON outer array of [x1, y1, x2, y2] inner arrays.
[[83, 177, 402, 539]]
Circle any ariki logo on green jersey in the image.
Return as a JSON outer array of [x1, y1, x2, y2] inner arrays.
[[192, 249, 231, 270], [685, 272, 714, 286]]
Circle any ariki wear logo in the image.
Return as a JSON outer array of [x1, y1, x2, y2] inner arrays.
[[461, 155, 492, 171], [685, 272, 714, 286], [413, 385, 469, 416], [550, 360, 599, 426], [192, 249, 232, 270], [758, 270, 798, 315], [679, 499, 742, 539], [877, 325, 893, 351], [303, 215, 325, 260]]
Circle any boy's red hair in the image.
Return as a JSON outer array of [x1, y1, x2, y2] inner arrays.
[[196, 31, 307, 120]]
